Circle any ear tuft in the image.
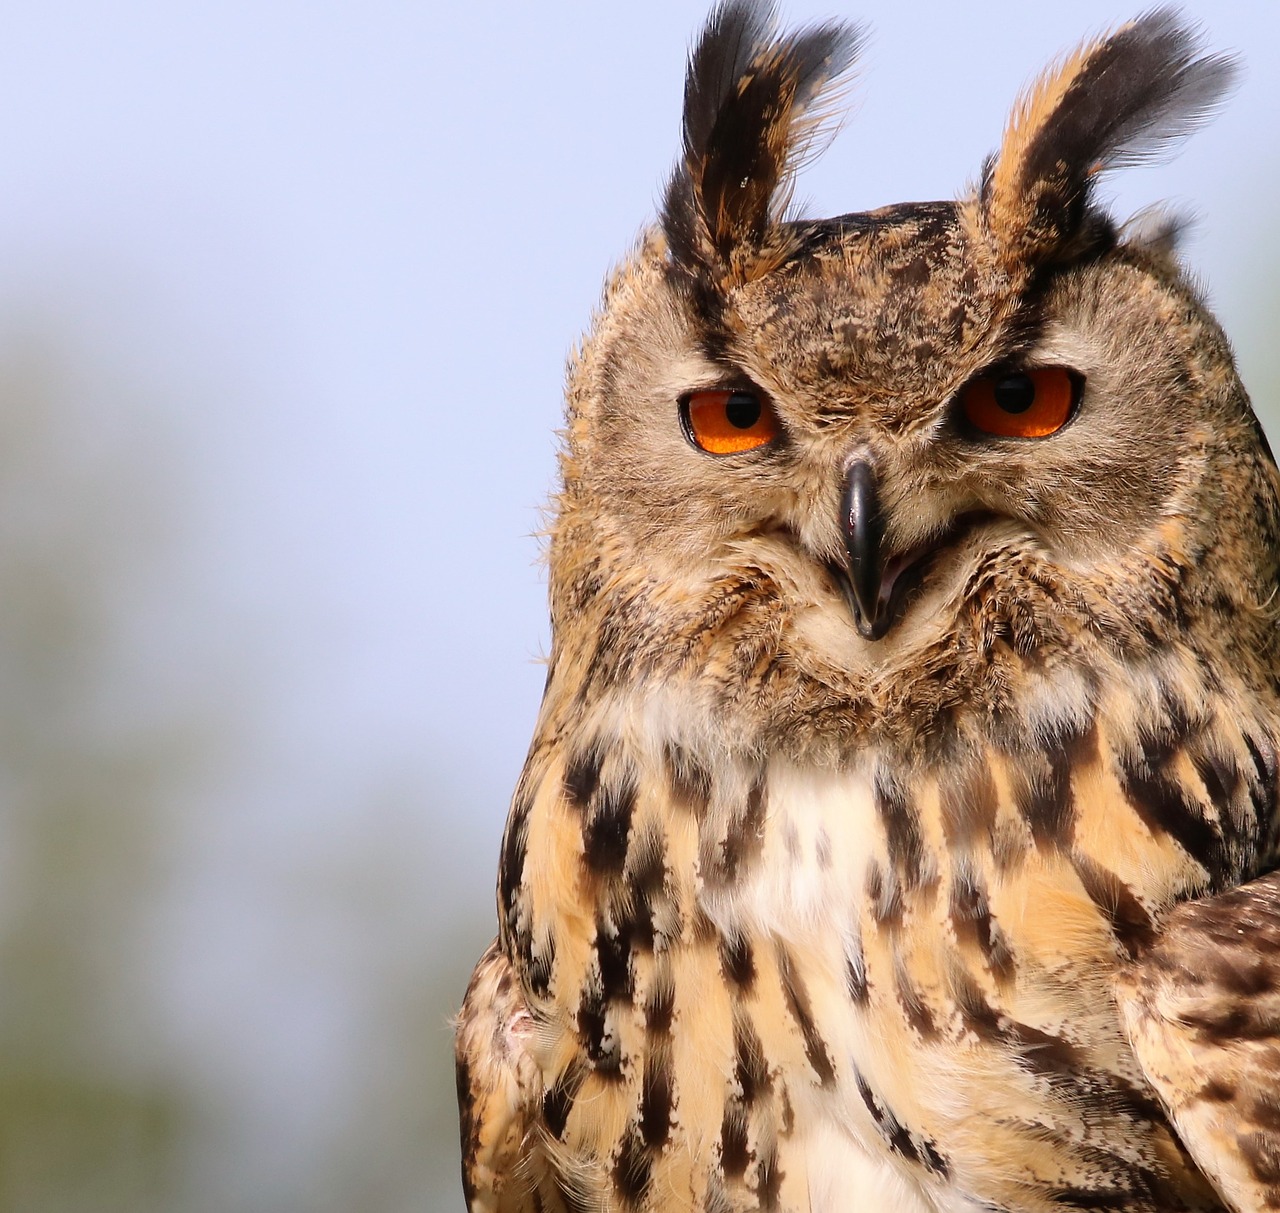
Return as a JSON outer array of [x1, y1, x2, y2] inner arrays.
[[661, 0, 864, 290], [980, 8, 1236, 271]]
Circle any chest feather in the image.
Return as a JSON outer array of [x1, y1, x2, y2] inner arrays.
[[496, 675, 1275, 1212]]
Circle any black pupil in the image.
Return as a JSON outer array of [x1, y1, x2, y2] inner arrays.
[[725, 392, 761, 429], [993, 373, 1036, 414]]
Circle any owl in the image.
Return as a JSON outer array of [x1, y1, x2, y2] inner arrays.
[[455, 4, 1280, 1212]]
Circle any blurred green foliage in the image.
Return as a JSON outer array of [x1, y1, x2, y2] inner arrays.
[[0, 333, 190, 1211], [0, 330, 486, 1212]]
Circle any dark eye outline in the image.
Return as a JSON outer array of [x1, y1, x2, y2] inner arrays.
[[954, 365, 1085, 441], [677, 386, 785, 457]]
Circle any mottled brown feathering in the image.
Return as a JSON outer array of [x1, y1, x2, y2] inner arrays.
[[1119, 873, 1280, 1213], [456, 4, 1280, 1211]]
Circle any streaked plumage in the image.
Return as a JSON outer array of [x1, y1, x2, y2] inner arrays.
[[455, 5, 1280, 1211]]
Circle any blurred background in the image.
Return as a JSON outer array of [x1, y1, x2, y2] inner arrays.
[[0, 1, 1272, 1209]]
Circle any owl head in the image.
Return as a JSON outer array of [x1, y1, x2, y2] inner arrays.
[[547, 2, 1276, 750]]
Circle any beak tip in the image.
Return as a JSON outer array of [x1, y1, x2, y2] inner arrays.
[[850, 593, 891, 642], [830, 558, 890, 642], [856, 612, 890, 642]]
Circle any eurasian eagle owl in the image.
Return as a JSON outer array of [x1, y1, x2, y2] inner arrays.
[[456, 5, 1280, 1211]]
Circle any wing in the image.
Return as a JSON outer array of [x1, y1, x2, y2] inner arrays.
[[1117, 870, 1280, 1213], [455, 939, 548, 1213]]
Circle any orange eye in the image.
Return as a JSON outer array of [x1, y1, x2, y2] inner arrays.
[[960, 368, 1080, 439], [681, 389, 780, 455]]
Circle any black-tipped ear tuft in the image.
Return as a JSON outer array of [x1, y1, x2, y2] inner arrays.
[[980, 8, 1236, 271], [661, 0, 864, 289]]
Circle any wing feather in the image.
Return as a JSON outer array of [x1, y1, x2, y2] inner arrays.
[[1118, 871, 1280, 1213], [455, 940, 549, 1213]]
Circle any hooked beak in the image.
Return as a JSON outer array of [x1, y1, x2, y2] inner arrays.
[[836, 457, 980, 640], [839, 458, 889, 640]]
